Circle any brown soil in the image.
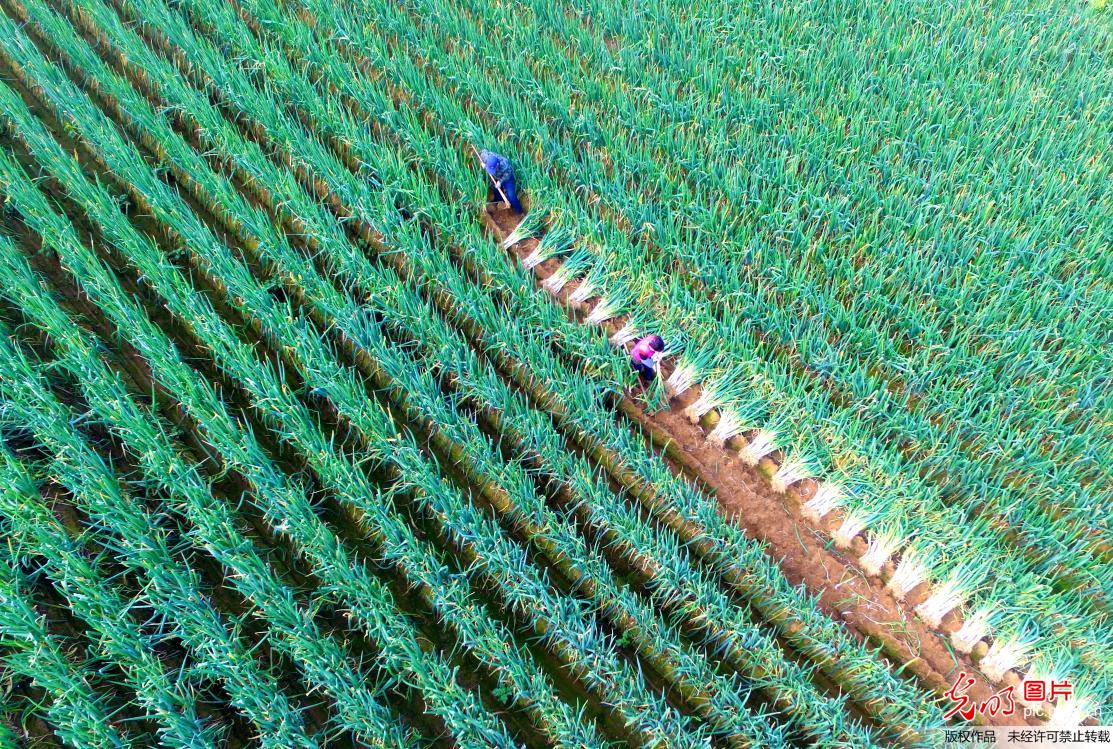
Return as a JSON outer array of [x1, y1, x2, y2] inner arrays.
[[485, 204, 1045, 729]]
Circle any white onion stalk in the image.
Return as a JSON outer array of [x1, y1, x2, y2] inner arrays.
[[887, 548, 930, 600], [543, 263, 578, 294], [500, 209, 545, 250], [683, 389, 723, 424], [666, 361, 703, 397], [708, 407, 750, 446], [739, 430, 778, 466], [952, 603, 997, 654], [771, 459, 811, 493], [609, 324, 638, 347], [1050, 692, 1094, 726], [522, 240, 567, 268], [568, 279, 596, 304], [522, 245, 551, 268], [915, 565, 985, 628], [586, 297, 619, 325], [833, 507, 873, 548], [502, 221, 538, 250], [981, 627, 1038, 682], [802, 483, 843, 521], [521, 221, 574, 267], [860, 525, 902, 575]]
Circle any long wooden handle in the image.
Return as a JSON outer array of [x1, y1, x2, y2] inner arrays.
[[491, 180, 512, 210], [472, 145, 511, 209]]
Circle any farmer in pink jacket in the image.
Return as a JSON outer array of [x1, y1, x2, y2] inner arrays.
[[630, 334, 665, 394]]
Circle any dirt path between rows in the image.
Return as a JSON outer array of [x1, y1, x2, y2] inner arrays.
[[483, 204, 1044, 729]]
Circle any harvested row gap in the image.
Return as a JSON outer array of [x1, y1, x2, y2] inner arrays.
[[483, 205, 1031, 725], [198, 4, 921, 730], [336, 0, 1108, 617], [239, 1, 1090, 712], [345, 0, 1113, 658]]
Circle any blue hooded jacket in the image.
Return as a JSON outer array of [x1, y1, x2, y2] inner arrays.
[[479, 149, 522, 212], [479, 149, 514, 183]]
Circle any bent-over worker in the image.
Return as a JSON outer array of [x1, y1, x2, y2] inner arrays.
[[477, 148, 523, 214], [630, 334, 665, 394]]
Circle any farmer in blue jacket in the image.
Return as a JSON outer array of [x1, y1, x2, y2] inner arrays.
[[476, 148, 523, 213]]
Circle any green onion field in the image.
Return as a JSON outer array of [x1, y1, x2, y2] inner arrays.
[[0, 0, 1108, 745]]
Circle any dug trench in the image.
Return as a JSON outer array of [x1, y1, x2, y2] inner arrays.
[[484, 204, 1041, 730], [52, 8, 859, 743], [384, 0, 1110, 608]]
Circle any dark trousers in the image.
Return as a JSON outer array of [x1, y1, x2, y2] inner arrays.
[[488, 176, 523, 213], [631, 360, 656, 382]]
